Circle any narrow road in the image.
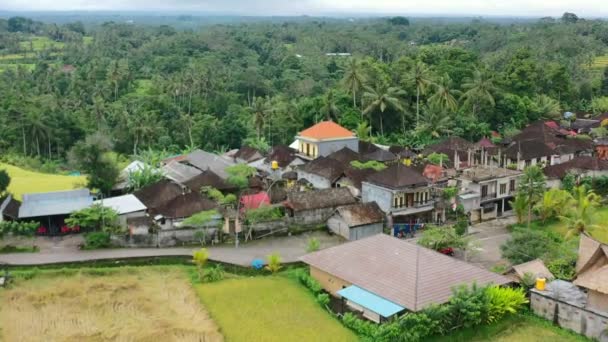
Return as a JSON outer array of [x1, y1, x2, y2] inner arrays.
[[0, 231, 344, 267]]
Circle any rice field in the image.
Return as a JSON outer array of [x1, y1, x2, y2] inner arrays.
[[196, 276, 357, 342], [0, 267, 223, 342], [590, 55, 608, 70], [18, 36, 65, 51], [0, 163, 86, 200]]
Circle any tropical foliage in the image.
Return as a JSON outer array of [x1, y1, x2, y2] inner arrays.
[[65, 204, 120, 233]]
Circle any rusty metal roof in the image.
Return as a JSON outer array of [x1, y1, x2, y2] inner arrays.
[[301, 234, 510, 311]]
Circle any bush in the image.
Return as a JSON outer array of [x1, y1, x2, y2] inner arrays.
[[306, 237, 320, 252], [418, 227, 467, 251], [245, 206, 283, 223], [316, 293, 330, 306], [84, 232, 111, 249], [202, 264, 225, 283], [500, 228, 563, 265], [265, 253, 282, 274], [485, 286, 528, 323], [0, 221, 38, 237], [181, 210, 220, 228]]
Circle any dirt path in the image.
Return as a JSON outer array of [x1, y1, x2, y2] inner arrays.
[[0, 231, 344, 266]]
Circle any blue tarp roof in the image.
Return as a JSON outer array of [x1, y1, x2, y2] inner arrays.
[[337, 285, 405, 317]]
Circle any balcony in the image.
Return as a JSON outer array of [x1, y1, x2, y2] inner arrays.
[[481, 193, 497, 202], [392, 200, 435, 211]]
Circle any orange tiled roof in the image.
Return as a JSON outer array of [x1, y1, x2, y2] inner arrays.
[[299, 121, 355, 140]]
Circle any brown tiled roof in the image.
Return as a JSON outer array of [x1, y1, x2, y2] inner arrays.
[[299, 121, 355, 140], [334, 202, 384, 227], [327, 147, 362, 165], [364, 149, 398, 162], [506, 121, 592, 160], [133, 180, 184, 210], [0, 195, 20, 220], [234, 146, 264, 163], [299, 156, 345, 183], [342, 167, 377, 190], [366, 164, 429, 190], [359, 141, 380, 155], [300, 234, 510, 311], [151, 192, 217, 219], [504, 140, 555, 160], [285, 188, 356, 212], [184, 170, 237, 192], [424, 136, 474, 154], [543, 156, 608, 179], [265, 145, 298, 168]]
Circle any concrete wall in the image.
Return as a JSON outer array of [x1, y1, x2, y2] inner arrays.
[[362, 182, 393, 213], [310, 266, 351, 296], [294, 207, 335, 225], [297, 170, 332, 189], [327, 215, 383, 240], [318, 138, 359, 157], [113, 227, 219, 247], [118, 210, 146, 227], [531, 291, 608, 342]]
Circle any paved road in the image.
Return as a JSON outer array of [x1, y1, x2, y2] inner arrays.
[[0, 231, 345, 267], [467, 216, 516, 269]]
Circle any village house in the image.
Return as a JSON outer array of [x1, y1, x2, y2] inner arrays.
[[362, 164, 437, 224], [161, 160, 202, 184], [503, 121, 592, 170], [295, 121, 359, 160], [111, 160, 147, 195], [423, 136, 475, 169], [94, 194, 147, 228], [232, 146, 264, 164], [301, 234, 510, 323], [163, 149, 236, 180], [284, 187, 357, 225], [249, 145, 306, 176], [327, 202, 384, 241], [530, 234, 608, 341], [506, 259, 554, 284], [18, 189, 94, 235], [297, 156, 346, 189], [456, 166, 521, 222], [543, 156, 608, 188]]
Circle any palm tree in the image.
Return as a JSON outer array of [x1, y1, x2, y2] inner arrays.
[[416, 102, 452, 138], [342, 58, 367, 109], [559, 185, 601, 239], [362, 84, 405, 136], [355, 121, 371, 142], [407, 62, 433, 125], [461, 69, 497, 117], [534, 188, 572, 223], [251, 97, 271, 140], [518, 165, 546, 228], [510, 194, 528, 225], [534, 95, 562, 120], [429, 73, 461, 112], [320, 89, 340, 121]]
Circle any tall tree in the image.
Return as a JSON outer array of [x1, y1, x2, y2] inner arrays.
[[416, 102, 452, 138], [407, 62, 433, 126], [429, 73, 461, 112], [251, 97, 271, 140], [342, 58, 367, 109], [68, 133, 119, 195], [461, 69, 497, 117], [362, 84, 405, 136], [559, 185, 601, 239], [320, 89, 340, 121], [518, 165, 546, 228]]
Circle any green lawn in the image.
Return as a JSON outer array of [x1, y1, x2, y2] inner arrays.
[[196, 276, 357, 342], [0, 163, 87, 200], [19, 36, 64, 51], [427, 313, 589, 342]]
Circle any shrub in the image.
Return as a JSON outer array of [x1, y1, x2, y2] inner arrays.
[[65, 204, 121, 233], [484, 286, 528, 323], [500, 229, 563, 265], [547, 257, 576, 280], [426, 152, 450, 166], [265, 253, 282, 274], [442, 186, 458, 200], [306, 237, 320, 253], [192, 248, 209, 281], [418, 226, 467, 251], [0, 221, 38, 237], [84, 232, 111, 249], [245, 206, 283, 223], [316, 293, 330, 307], [181, 210, 220, 228], [202, 264, 225, 283], [350, 160, 387, 171]]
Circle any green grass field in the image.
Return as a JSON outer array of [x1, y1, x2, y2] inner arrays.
[[512, 208, 608, 244], [19, 37, 64, 51], [196, 276, 357, 342], [0, 163, 86, 200], [427, 313, 589, 342]]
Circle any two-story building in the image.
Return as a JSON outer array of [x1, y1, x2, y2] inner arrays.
[[295, 121, 359, 160], [362, 164, 435, 224], [457, 166, 521, 222]]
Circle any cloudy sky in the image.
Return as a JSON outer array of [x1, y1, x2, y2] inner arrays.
[[1, 0, 606, 17]]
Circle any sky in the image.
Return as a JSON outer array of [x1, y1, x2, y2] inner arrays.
[[1, 0, 607, 18]]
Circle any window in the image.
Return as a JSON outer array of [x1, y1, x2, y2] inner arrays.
[[499, 184, 507, 195], [509, 179, 516, 192], [525, 160, 531, 167], [481, 185, 488, 198]]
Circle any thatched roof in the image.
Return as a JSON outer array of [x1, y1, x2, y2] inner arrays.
[[134, 180, 184, 210], [573, 234, 608, 294], [285, 188, 356, 212], [151, 192, 217, 219], [334, 202, 384, 227], [511, 259, 554, 281], [184, 170, 236, 192]]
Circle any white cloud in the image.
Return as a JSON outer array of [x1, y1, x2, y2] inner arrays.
[[1, 0, 606, 17]]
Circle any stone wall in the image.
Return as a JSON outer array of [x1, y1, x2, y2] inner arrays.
[[112, 227, 219, 248], [531, 290, 608, 342]]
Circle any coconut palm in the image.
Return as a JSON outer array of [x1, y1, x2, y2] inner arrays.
[[429, 73, 462, 112], [320, 89, 340, 121], [534, 188, 572, 223], [362, 84, 405, 136], [342, 58, 367, 109], [461, 69, 497, 117], [518, 165, 546, 228], [534, 94, 562, 120], [559, 185, 601, 239], [407, 62, 433, 126], [416, 102, 452, 138], [510, 194, 528, 225], [355, 121, 372, 142], [251, 96, 271, 140]]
